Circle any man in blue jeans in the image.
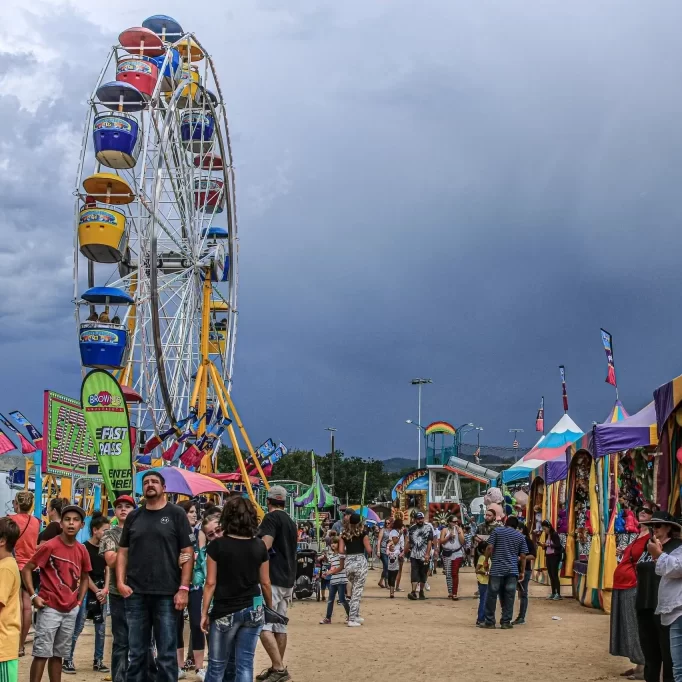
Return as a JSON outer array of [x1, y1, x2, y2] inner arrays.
[[117, 471, 194, 682], [482, 516, 526, 630]]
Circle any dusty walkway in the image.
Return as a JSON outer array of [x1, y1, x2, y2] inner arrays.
[[19, 567, 629, 681]]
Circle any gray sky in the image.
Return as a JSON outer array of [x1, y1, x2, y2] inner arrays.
[[1, 1, 682, 462]]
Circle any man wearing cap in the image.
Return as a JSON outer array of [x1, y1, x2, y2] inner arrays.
[[256, 485, 297, 682], [117, 470, 194, 682], [99, 495, 136, 682], [332, 507, 352, 535], [21, 505, 90, 682], [404, 512, 433, 601]]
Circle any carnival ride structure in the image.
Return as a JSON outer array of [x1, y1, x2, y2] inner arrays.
[[71, 15, 268, 510]]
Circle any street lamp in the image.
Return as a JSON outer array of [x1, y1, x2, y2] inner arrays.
[[474, 426, 484, 494], [410, 378, 432, 468], [324, 427, 337, 489], [454, 422, 474, 455]]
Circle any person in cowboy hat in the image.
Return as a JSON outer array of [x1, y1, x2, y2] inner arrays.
[[636, 511, 682, 682]]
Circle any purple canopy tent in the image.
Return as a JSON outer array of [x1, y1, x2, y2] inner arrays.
[[593, 402, 658, 459]]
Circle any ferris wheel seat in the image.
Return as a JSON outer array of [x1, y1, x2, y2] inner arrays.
[[142, 15, 184, 43], [116, 56, 159, 100], [82, 173, 134, 205], [79, 323, 128, 370], [150, 49, 181, 92], [180, 111, 215, 152], [119, 27, 165, 57], [170, 64, 201, 107], [208, 330, 227, 355], [81, 286, 134, 306], [96, 81, 146, 113], [194, 153, 224, 171], [209, 300, 230, 312], [194, 178, 224, 211], [78, 207, 127, 263], [175, 37, 204, 62], [93, 113, 141, 169]]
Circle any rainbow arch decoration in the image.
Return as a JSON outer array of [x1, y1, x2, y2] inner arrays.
[[424, 421, 456, 436]]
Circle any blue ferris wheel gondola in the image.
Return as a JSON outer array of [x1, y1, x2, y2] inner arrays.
[[201, 227, 228, 239], [81, 286, 134, 305], [96, 81, 146, 113], [142, 15, 184, 42], [181, 111, 215, 152], [93, 113, 141, 169]]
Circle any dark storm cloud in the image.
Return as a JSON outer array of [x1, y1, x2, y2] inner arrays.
[[3, 1, 682, 462]]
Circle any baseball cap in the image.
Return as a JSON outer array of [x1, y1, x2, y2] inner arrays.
[[267, 485, 288, 502], [415, 512, 425, 519], [61, 505, 86, 521], [114, 494, 137, 508], [343, 507, 353, 516]]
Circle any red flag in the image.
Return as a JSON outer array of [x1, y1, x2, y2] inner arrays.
[[535, 397, 545, 432], [180, 444, 202, 468], [162, 442, 179, 462], [0, 427, 15, 455], [19, 434, 36, 454]]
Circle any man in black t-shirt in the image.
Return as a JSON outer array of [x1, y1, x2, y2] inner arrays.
[[117, 471, 194, 682], [256, 486, 296, 682]]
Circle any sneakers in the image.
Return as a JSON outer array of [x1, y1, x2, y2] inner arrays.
[[319, 617, 332, 624], [196, 668, 207, 681], [356, 617, 365, 623], [419, 591, 427, 600], [425, 582, 431, 591], [500, 622, 514, 630], [407, 591, 418, 600], [93, 660, 110, 673], [62, 660, 76, 675], [513, 617, 526, 625], [554, 595, 563, 600], [256, 669, 275, 682], [347, 620, 362, 627], [178, 669, 187, 680], [480, 622, 496, 629], [266, 669, 291, 682]]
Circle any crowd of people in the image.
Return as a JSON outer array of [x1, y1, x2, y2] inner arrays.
[[6, 481, 682, 682]]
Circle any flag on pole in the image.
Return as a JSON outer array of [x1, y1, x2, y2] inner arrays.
[[0, 414, 36, 454], [559, 365, 569, 413], [513, 440, 519, 449], [600, 328, 617, 387], [535, 397, 545, 432], [0, 426, 15, 455], [9, 411, 43, 450], [473, 447, 481, 463]]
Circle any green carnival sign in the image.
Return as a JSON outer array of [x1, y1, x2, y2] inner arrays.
[[81, 370, 134, 503]]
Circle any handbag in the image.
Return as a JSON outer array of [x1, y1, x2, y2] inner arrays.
[[264, 605, 289, 626]]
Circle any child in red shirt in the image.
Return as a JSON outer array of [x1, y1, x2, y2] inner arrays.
[[21, 506, 90, 682]]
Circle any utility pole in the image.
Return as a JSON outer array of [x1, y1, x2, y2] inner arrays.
[[509, 428, 524, 462], [411, 378, 432, 468], [475, 426, 483, 495]]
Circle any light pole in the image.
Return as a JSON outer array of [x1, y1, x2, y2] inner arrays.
[[454, 422, 474, 456], [509, 428, 524, 462], [324, 427, 337, 489], [474, 426, 483, 494], [411, 378, 432, 468]]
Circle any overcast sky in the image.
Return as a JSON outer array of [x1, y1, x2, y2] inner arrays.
[[2, 1, 682, 463]]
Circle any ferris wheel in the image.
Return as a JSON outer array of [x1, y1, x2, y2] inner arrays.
[[73, 15, 264, 486]]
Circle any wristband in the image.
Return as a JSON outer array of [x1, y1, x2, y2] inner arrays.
[[179, 585, 190, 592], [30, 594, 37, 602]]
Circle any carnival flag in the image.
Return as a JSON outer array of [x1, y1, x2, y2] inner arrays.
[[81, 370, 134, 503], [559, 365, 569, 413], [0, 414, 36, 454], [600, 328, 617, 387], [9, 411, 43, 450], [536, 397, 545, 432], [0, 426, 15, 455]]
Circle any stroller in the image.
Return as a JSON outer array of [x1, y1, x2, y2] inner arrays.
[[293, 546, 321, 601]]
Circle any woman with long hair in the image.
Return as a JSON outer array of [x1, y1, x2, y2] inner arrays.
[[539, 520, 563, 600], [9, 491, 40, 656], [392, 517, 406, 591], [177, 500, 207, 677], [514, 522, 536, 624], [339, 513, 372, 627], [201, 496, 271, 682], [440, 515, 465, 600], [609, 506, 652, 680], [377, 518, 393, 588]]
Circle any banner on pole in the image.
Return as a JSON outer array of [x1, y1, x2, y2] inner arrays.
[[535, 397, 545, 432], [0, 426, 15, 455], [559, 365, 569, 413], [0, 413, 37, 454], [600, 328, 617, 387], [9, 411, 43, 450], [81, 370, 134, 503]]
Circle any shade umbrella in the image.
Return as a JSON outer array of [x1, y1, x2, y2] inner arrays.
[[348, 505, 381, 523], [135, 467, 228, 496], [207, 471, 261, 487]]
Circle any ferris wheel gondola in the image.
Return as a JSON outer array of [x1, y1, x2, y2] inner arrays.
[[72, 16, 268, 501]]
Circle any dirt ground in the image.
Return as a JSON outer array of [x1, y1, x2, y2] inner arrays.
[[19, 567, 630, 682]]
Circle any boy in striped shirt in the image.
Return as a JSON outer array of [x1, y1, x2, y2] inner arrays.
[[319, 539, 350, 624]]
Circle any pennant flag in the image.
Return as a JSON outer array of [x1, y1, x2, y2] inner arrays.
[[9, 411, 43, 450], [162, 441, 179, 462], [559, 365, 569, 413], [600, 328, 617, 387], [0, 426, 15, 455], [0, 414, 36, 454], [536, 397, 545, 433], [143, 424, 179, 454], [180, 444, 203, 468], [81, 370, 134, 503]]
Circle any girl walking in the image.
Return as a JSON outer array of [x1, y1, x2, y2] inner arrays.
[[338, 513, 371, 627], [440, 516, 465, 600], [386, 531, 402, 597], [319, 538, 350, 623], [475, 540, 489, 626]]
